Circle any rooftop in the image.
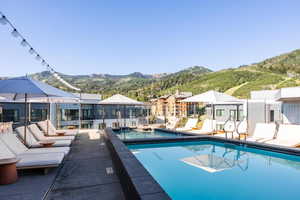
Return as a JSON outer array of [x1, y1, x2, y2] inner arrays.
[[0, 130, 125, 200]]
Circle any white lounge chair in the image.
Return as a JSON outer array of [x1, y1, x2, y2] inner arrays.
[[37, 120, 78, 136], [265, 124, 300, 147], [30, 124, 75, 140], [0, 133, 70, 156], [166, 117, 180, 130], [189, 119, 216, 135], [28, 124, 75, 140], [0, 139, 64, 171], [16, 126, 72, 147], [176, 118, 198, 131], [246, 123, 276, 142]]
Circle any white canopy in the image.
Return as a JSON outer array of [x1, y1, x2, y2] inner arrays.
[[100, 94, 144, 105], [182, 90, 240, 103]]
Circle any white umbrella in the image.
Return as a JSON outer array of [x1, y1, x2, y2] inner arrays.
[[182, 90, 241, 131], [100, 94, 144, 128]]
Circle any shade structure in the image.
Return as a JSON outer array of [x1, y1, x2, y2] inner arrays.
[[182, 90, 239, 103], [0, 76, 78, 145], [0, 76, 76, 100], [100, 94, 144, 128], [100, 94, 144, 105]]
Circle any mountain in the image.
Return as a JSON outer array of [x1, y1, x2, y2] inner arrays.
[[247, 49, 300, 75], [155, 49, 300, 99], [30, 66, 212, 101], [10, 49, 300, 101]]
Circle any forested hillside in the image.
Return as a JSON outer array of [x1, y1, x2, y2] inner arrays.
[[28, 49, 300, 100]]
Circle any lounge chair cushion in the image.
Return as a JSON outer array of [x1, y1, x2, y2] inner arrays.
[[38, 120, 77, 136], [266, 139, 300, 147], [0, 133, 27, 155], [16, 126, 71, 147], [28, 124, 73, 141], [265, 124, 300, 147], [16, 153, 64, 168], [21, 147, 70, 156], [16, 126, 40, 147], [0, 139, 16, 160], [247, 123, 276, 142]]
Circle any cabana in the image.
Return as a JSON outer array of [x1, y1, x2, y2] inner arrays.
[[99, 94, 146, 128], [182, 90, 245, 134]]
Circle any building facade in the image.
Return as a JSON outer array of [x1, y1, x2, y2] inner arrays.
[[0, 93, 149, 129], [150, 91, 192, 121]]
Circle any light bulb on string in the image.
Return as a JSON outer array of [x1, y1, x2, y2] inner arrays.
[[11, 29, 19, 37], [0, 15, 7, 25], [41, 60, 46, 66], [20, 39, 28, 47], [29, 48, 35, 54], [35, 54, 41, 61]]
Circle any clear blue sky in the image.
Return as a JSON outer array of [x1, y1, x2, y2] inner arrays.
[[1, 0, 300, 76]]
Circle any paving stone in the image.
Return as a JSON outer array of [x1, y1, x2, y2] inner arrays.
[[49, 183, 125, 200], [46, 132, 125, 200]]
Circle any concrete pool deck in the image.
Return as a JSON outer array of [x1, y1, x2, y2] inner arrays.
[[0, 130, 125, 200]]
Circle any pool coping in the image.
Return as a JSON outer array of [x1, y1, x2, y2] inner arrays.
[[103, 128, 171, 200]]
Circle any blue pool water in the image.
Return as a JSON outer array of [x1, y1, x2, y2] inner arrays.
[[128, 141, 300, 200], [114, 130, 184, 139]]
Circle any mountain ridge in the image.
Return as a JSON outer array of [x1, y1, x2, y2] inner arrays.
[[2, 49, 300, 101]]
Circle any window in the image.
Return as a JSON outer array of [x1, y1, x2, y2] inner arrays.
[[60, 109, 79, 121], [216, 109, 225, 117], [229, 110, 237, 120], [3, 109, 19, 122], [238, 110, 244, 121], [216, 124, 224, 131], [270, 110, 275, 122], [31, 109, 47, 122], [82, 109, 94, 120]]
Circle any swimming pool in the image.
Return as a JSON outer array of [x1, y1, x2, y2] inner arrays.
[[114, 129, 185, 140], [128, 141, 300, 200]]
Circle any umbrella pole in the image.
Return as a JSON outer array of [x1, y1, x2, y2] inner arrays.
[[47, 97, 50, 136], [124, 105, 126, 129], [24, 93, 28, 146]]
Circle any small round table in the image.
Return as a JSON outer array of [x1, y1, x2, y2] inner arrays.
[[39, 140, 55, 148], [56, 131, 66, 136], [0, 158, 20, 185]]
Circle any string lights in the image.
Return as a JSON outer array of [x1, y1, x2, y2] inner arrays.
[[0, 11, 81, 91]]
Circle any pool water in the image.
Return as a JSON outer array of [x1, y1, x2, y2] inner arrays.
[[128, 141, 300, 200], [114, 130, 184, 139]]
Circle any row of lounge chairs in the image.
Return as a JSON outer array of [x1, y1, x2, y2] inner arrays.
[[173, 118, 300, 148], [0, 121, 78, 173], [247, 123, 300, 147]]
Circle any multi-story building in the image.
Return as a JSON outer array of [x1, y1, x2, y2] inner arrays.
[[150, 91, 192, 121]]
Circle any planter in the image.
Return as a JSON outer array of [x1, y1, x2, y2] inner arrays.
[[0, 158, 20, 185]]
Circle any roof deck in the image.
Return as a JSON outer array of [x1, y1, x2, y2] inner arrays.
[[0, 130, 125, 200]]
